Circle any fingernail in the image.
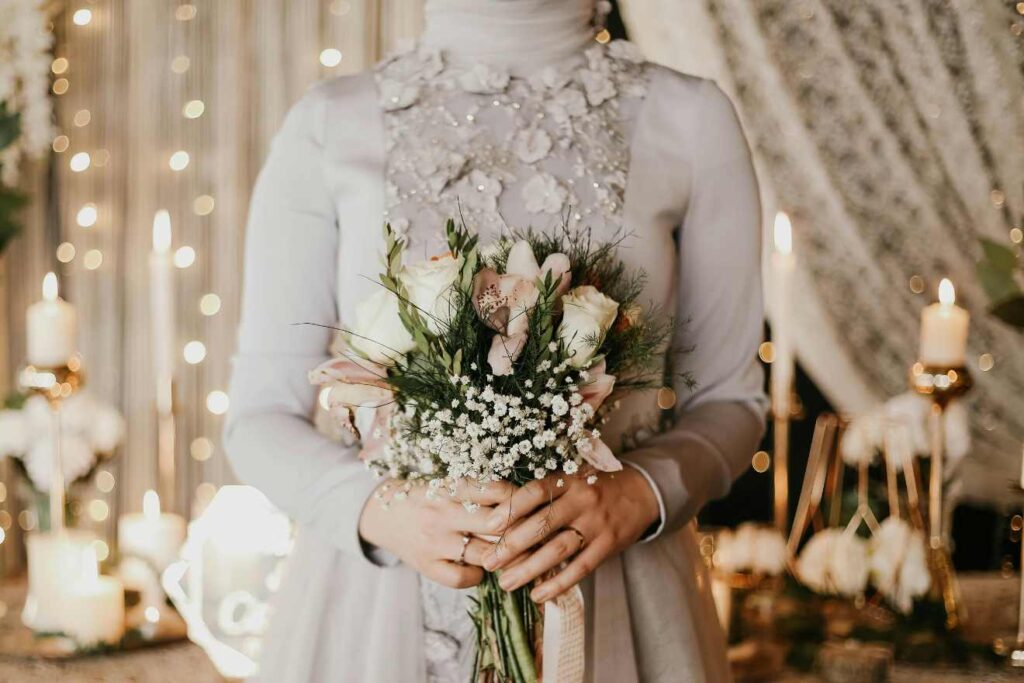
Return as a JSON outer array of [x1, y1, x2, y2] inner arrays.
[[483, 555, 498, 571], [499, 573, 517, 591], [531, 587, 549, 603]]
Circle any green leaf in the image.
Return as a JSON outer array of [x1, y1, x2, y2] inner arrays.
[[977, 238, 1022, 305], [0, 185, 28, 255], [0, 103, 21, 152], [991, 295, 1024, 329]]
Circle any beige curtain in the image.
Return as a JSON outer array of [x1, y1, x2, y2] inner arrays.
[[2, 0, 425, 530]]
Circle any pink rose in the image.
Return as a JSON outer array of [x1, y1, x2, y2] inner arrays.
[[579, 360, 615, 412], [581, 435, 622, 472], [487, 331, 528, 376]]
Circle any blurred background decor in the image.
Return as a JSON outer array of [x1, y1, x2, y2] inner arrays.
[[0, 0, 1021, 680]]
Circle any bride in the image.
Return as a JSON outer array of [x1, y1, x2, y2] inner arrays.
[[225, 0, 766, 680]]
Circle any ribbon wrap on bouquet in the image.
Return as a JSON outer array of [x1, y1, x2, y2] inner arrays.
[[541, 584, 585, 683], [541, 554, 641, 683]]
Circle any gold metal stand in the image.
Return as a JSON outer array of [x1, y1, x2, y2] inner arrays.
[[910, 362, 972, 630], [18, 357, 84, 533]]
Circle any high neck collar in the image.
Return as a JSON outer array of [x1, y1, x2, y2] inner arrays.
[[422, 0, 598, 76]]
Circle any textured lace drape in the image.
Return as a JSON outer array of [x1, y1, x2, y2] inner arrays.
[[622, 0, 1024, 503]]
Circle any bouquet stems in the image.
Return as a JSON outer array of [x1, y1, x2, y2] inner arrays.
[[472, 571, 541, 683]]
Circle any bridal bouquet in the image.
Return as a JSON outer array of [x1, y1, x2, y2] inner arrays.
[[311, 219, 672, 682]]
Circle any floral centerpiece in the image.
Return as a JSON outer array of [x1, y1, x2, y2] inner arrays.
[[311, 219, 673, 682]]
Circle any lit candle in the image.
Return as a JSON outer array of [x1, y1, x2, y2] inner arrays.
[[118, 490, 186, 571], [150, 210, 175, 414], [26, 273, 77, 367], [919, 279, 970, 367], [770, 212, 795, 416], [61, 546, 125, 647], [22, 530, 93, 633]]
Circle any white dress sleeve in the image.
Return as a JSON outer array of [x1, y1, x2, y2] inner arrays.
[[224, 85, 380, 563], [622, 77, 768, 537]]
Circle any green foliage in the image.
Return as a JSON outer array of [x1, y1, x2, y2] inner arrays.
[[3, 392, 27, 410], [0, 101, 26, 254], [977, 237, 1024, 330]]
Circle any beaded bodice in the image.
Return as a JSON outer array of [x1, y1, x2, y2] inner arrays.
[[375, 40, 648, 250]]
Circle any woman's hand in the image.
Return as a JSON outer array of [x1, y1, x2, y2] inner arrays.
[[359, 479, 514, 589], [481, 468, 660, 603]]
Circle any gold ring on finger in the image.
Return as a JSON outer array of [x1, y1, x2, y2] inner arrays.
[[458, 534, 470, 565], [565, 526, 586, 553]]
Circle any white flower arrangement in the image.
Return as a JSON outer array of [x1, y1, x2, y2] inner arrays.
[[840, 392, 970, 468], [0, 0, 54, 186], [0, 392, 124, 491], [796, 519, 931, 613], [713, 523, 789, 577]]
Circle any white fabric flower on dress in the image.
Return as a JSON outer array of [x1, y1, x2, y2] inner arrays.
[[797, 529, 870, 597], [413, 149, 467, 195], [379, 79, 421, 111], [547, 87, 589, 124], [513, 128, 552, 163], [457, 64, 511, 94], [454, 169, 502, 213], [580, 69, 616, 107], [522, 172, 567, 214], [869, 517, 931, 614], [528, 65, 572, 92], [607, 40, 645, 64]]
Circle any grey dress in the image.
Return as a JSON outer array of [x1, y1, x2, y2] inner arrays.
[[224, 5, 767, 681]]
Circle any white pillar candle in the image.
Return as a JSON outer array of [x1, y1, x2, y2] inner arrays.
[[61, 546, 125, 647], [150, 210, 175, 414], [118, 490, 186, 571], [770, 212, 795, 416], [919, 279, 969, 367], [22, 530, 94, 633], [710, 573, 732, 634], [26, 273, 77, 368]]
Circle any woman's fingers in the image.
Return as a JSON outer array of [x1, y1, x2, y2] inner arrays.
[[497, 527, 586, 592], [424, 560, 484, 589], [452, 535, 495, 568], [487, 475, 568, 533], [530, 538, 611, 603], [432, 499, 503, 536], [456, 478, 516, 506], [484, 498, 577, 571]]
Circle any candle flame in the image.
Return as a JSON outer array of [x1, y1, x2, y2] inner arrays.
[[773, 212, 792, 255], [152, 210, 172, 253], [938, 278, 955, 306], [143, 489, 161, 519], [42, 272, 59, 302]]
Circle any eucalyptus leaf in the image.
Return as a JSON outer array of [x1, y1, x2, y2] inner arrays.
[[977, 238, 1022, 307], [0, 185, 28, 255], [991, 295, 1024, 329]]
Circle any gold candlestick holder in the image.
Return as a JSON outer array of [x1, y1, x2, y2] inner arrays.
[[17, 356, 84, 533], [909, 361, 972, 630]]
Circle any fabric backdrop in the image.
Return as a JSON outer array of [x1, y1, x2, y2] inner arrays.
[[0, 0, 424, 535], [622, 0, 1024, 505]]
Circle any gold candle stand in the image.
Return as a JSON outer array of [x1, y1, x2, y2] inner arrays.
[[17, 357, 84, 533], [909, 362, 972, 630]]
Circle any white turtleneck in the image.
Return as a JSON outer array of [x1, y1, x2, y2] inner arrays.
[[421, 0, 597, 75]]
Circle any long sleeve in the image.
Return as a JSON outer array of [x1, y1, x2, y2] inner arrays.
[[622, 78, 768, 537], [224, 84, 379, 563]]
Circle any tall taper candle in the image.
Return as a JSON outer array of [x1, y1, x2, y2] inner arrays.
[[26, 273, 77, 367], [770, 212, 795, 532], [150, 210, 175, 412], [151, 210, 176, 508]]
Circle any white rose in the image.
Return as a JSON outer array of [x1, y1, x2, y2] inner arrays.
[[400, 254, 462, 334], [349, 288, 415, 365], [558, 286, 618, 367]]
